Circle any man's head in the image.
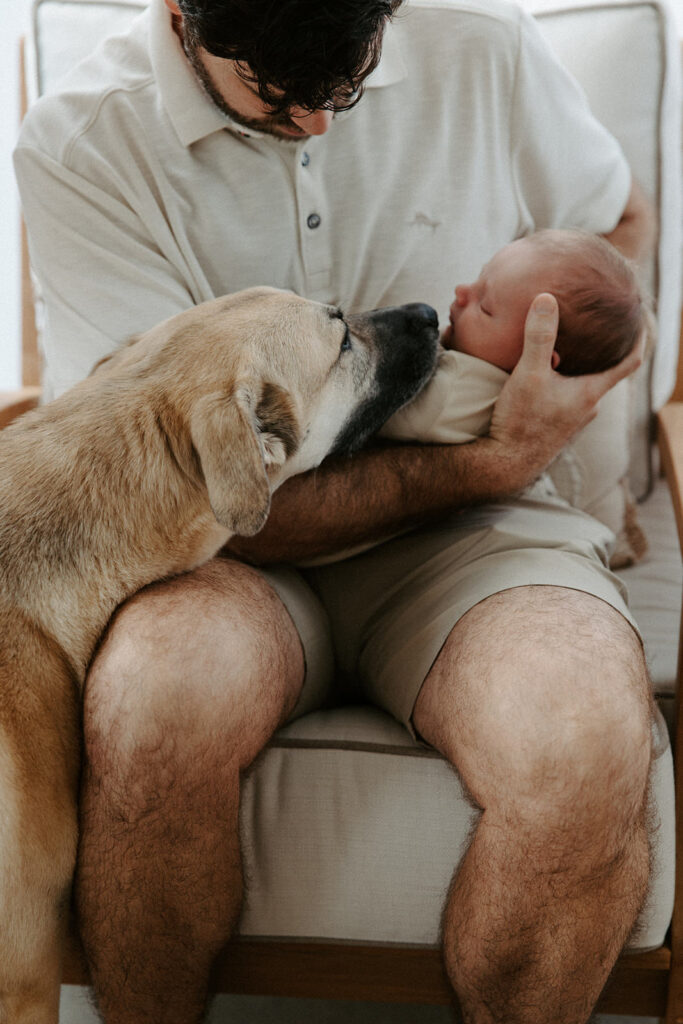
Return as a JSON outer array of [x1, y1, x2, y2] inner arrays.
[[165, 0, 401, 139], [443, 229, 645, 376]]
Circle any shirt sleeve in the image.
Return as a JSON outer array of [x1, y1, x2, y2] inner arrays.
[[14, 143, 198, 399], [509, 8, 631, 236]]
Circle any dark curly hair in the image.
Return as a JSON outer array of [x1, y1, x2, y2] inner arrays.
[[177, 0, 403, 114]]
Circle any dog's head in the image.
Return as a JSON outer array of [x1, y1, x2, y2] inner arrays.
[[95, 288, 439, 536]]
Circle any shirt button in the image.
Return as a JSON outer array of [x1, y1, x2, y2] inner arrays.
[[301, 151, 310, 167], [307, 213, 321, 229]]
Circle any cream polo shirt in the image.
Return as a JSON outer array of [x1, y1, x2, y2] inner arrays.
[[15, 0, 631, 399]]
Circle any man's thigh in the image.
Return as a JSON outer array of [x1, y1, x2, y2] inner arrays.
[[84, 556, 333, 757], [413, 584, 651, 810], [303, 488, 641, 736]]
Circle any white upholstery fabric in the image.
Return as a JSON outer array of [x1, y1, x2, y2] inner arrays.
[[620, 476, 683, 695], [27, 0, 146, 103], [237, 702, 674, 951]]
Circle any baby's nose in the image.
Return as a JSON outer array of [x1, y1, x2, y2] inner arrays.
[[454, 284, 470, 307]]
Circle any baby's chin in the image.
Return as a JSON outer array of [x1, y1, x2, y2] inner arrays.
[[440, 323, 456, 350]]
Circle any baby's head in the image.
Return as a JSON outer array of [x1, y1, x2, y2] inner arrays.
[[443, 229, 646, 375]]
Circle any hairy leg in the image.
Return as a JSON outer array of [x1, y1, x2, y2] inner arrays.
[[76, 558, 305, 1024], [414, 586, 652, 1024]]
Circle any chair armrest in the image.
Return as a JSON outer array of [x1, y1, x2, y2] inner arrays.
[[0, 387, 41, 429], [658, 402, 683, 552]]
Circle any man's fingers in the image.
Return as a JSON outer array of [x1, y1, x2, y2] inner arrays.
[[519, 292, 559, 372]]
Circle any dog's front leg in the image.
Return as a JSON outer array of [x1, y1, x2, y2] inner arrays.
[[0, 626, 81, 1024]]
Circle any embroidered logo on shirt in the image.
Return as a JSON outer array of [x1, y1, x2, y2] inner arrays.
[[410, 213, 441, 231]]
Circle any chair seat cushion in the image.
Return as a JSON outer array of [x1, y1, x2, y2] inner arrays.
[[617, 476, 683, 694], [237, 705, 674, 952]]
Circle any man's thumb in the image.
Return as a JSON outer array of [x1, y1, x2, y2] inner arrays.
[[521, 292, 559, 370]]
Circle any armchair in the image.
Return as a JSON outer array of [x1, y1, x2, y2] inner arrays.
[[7, 0, 683, 1018]]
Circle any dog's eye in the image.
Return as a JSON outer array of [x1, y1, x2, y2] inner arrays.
[[340, 328, 352, 355]]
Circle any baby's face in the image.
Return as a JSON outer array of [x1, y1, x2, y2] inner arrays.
[[442, 238, 552, 370]]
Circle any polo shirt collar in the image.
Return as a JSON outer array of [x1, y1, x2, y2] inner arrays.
[[149, 0, 407, 147]]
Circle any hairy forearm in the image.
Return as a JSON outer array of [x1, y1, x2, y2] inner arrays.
[[229, 437, 537, 565]]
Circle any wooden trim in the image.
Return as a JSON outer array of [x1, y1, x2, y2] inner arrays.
[[61, 931, 670, 1013], [19, 37, 40, 389], [658, 401, 683, 1023], [0, 387, 40, 429], [673, 313, 683, 404], [658, 404, 683, 550]]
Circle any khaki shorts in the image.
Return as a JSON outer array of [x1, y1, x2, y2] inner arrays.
[[259, 484, 637, 733]]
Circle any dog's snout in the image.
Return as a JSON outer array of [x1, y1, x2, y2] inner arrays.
[[402, 303, 439, 332], [331, 300, 441, 456]]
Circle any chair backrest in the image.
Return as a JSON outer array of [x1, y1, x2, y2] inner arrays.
[[526, 0, 682, 496], [23, 0, 682, 494]]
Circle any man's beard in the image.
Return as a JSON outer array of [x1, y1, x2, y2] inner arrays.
[[180, 27, 312, 140]]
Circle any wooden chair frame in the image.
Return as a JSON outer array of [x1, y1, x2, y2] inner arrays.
[[5, 35, 683, 1024]]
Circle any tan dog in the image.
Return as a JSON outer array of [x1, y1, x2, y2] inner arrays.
[[0, 286, 439, 1021]]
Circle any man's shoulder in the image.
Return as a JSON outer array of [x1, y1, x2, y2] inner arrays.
[[17, 12, 155, 166], [389, 0, 529, 79], [400, 0, 526, 30], [392, 0, 529, 65]]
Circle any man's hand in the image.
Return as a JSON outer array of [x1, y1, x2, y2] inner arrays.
[[489, 292, 643, 473]]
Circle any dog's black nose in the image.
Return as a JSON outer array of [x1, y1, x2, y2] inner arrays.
[[402, 303, 439, 331]]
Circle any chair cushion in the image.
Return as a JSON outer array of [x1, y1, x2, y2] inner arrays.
[[617, 475, 683, 696], [238, 701, 674, 951]]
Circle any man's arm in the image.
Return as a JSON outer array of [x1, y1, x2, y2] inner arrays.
[[602, 178, 656, 262], [229, 295, 642, 565]]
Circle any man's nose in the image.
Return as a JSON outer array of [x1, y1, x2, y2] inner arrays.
[[290, 108, 334, 135]]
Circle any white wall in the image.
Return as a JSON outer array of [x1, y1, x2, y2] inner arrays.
[[1, 0, 34, 391]]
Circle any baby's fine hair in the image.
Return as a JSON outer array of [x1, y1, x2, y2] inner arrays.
[[529, 229, 647, 376]]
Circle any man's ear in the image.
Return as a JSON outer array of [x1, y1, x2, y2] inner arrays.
[[551, 350, 561, 370], [190, 387, 271, 536]]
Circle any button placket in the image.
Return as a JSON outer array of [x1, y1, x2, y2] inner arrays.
[[296, 142, 332, 297]]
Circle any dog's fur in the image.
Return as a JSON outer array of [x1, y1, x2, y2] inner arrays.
[[0, 286, 438, 1021]]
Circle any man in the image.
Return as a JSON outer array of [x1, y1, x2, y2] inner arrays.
[[14, 0, 654, 1021]]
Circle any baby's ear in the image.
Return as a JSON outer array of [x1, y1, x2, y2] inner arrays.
[[551, 350, 561, 370]]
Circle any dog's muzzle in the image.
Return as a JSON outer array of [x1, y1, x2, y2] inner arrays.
[[332, 302, 440, 454]]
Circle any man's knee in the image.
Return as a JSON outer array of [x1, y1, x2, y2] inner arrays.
[[84, 558, 304, 773], [416, 587, 653, 825]]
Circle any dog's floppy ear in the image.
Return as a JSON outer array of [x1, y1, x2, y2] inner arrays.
[[190, 386, 271, 536], [255, 381, 300, 470]]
